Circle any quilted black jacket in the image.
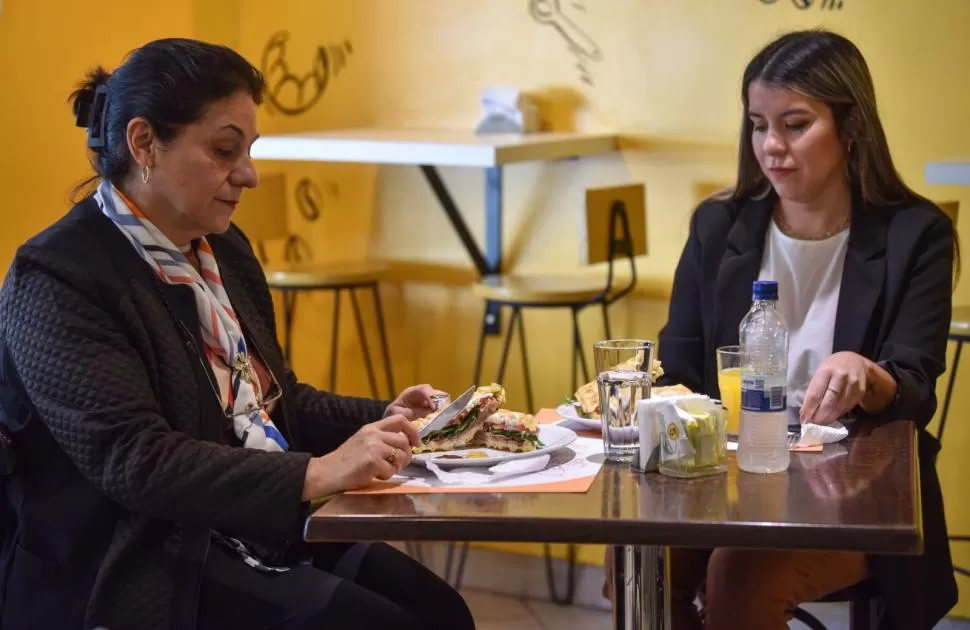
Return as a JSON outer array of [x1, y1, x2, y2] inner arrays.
[[0, 197, 388, 630]]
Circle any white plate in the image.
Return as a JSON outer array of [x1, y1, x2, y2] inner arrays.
[[412, 424, 577, 468], [556, 403, 602, 430]]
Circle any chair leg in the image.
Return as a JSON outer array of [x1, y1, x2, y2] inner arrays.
[[938, 339, 963, 442], [495, 307, 519, 383], [444, 541, 471, 590], [404, 541, 425, 563], [848, 596, 878, 630], [543, 543, 577, 606], [329, 288, 341, 392], [453, 542, 471, 591], [451, 304, 501, 592], [472, 302, 491, 385], [571, 307, 591, 392], [601, 301, 612, 341], [515, 308, 534, 413], [348, 288, 379, 399], [791, 607, 829, 630], [370, 284, 395, 398]]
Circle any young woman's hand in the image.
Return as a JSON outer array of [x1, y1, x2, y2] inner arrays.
[[800, 352, 897, 425]]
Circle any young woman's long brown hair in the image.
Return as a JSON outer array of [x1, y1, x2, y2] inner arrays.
[[725, 28, 959, 278]]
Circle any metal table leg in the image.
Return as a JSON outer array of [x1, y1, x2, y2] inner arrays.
[[610, 545, 669, 630], [419, 164, 504, 336]]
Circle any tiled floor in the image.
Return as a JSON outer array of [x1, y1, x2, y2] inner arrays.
[[462, 589, 970, 629]]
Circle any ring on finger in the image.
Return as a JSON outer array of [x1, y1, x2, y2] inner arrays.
[[826, 386, 843, 395], [386, 448, 400, 464]]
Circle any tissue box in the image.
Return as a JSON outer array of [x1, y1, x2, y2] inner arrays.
[[475, 87, 539, 135], [633, 394, 709, 473]]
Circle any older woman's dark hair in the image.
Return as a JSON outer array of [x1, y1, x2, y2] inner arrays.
[[70, 38, 264, 192]]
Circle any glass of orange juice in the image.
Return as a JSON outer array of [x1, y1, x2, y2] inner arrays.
[[716, 345, 742, 437]]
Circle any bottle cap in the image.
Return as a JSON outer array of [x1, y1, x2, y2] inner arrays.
[[752, 280, 778, 301]]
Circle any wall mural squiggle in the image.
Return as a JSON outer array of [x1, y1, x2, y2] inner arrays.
[[529, 0, 602, 86], [759, 0, 844, 10], [260, 31, 354, 116]]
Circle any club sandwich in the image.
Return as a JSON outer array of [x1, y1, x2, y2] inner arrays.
[[412, 383, 505, 453], [472, 409, 540, 453]]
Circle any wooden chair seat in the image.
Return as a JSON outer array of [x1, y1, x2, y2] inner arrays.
[[264, 261, 387, 289], [949, 304, 970, 338], [472, 273, 610, 305]]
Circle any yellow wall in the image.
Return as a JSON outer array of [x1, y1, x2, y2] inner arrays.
[[0, 1, 195, 267], [3, 0, 970, 617]]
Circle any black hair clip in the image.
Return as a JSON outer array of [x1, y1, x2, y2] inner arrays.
[[73, 84, 109, 150]]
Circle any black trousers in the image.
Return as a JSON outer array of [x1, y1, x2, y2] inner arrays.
[[196, 542, 475, 630]]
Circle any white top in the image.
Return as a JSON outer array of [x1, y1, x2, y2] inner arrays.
[[758, 220, 850, 407], [249, 127, 618, 167], [925, 154, 970, 186]]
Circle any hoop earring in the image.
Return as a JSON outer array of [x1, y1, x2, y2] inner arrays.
[[142, 165, 151, 184]]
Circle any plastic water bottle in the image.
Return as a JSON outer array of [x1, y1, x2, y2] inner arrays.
[[738, 280, 790, 474]]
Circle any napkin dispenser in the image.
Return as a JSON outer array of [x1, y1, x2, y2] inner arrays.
[[475, 86, 539, 135], [632, 394, 709, 473]]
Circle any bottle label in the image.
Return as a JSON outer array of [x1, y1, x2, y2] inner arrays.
[[741, 374, 787, 412]]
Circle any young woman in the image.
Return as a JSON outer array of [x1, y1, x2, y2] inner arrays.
[[613, 29, 957, 630]]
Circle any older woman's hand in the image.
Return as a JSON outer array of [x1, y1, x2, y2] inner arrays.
[[303, 415, 421, 499], [385, 384, 441, 420]]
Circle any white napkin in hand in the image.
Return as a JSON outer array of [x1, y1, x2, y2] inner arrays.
[[796, 421, 849, 447], [423, 455, 551, 485]]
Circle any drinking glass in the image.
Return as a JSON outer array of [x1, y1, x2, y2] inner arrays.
[[716, 345, 742, 437], [593, 339, 654, 462]]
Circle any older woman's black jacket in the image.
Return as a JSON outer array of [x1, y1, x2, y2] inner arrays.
[[657, 192, 958, 629], [0, 197, 387, 630]]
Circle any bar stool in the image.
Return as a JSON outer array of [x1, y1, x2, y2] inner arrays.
[[444, 184, 646, 604], [792, 200, 961, 630], [471, 183, 646, 411], [232, 174, 395, 398]]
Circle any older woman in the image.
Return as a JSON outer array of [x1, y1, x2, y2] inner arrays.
[[0, 39, 474, 630]]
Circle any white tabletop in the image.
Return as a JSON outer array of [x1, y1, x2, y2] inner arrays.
[[925, 155, 970, 186], [250, 127, 618, 167]]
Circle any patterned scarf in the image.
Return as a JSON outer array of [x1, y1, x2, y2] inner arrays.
[[94, 180, 289, 452]]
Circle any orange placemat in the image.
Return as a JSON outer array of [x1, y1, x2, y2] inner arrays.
[[347, 408, 603, 495]]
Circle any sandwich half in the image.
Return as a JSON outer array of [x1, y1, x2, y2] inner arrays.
[[472, 409, 540, 453], [572, 358, 666, 417], [412, 383, 505, 453]]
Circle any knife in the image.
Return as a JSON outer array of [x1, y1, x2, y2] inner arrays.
[[418, 385, 477, 439]]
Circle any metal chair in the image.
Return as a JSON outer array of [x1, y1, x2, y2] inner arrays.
[[232, 173, 394, 398], [443, 184, 647, 604]]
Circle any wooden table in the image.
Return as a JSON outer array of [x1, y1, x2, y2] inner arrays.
[[250, 127, 619, 335], [306, 419, 920, 629], [925, 154, 970, 186]]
